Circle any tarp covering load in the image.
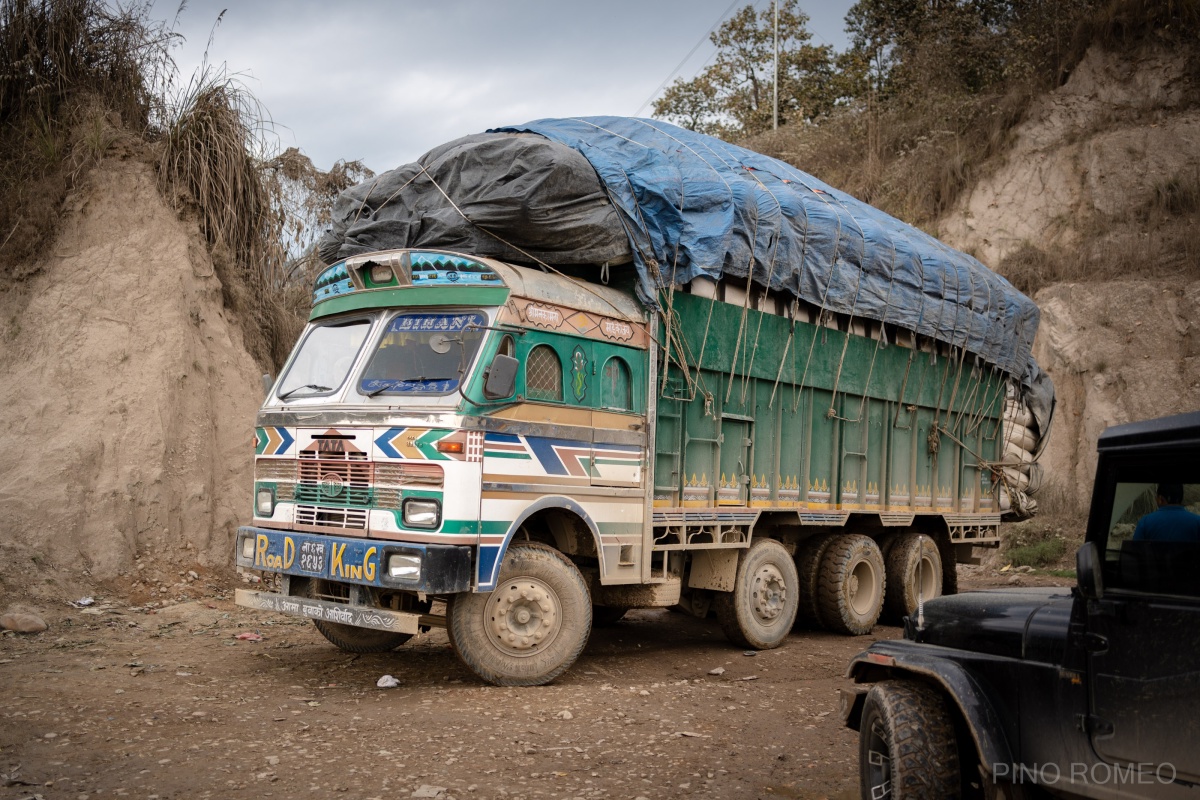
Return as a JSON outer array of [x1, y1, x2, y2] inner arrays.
[[317, 132, 634, 271], [318, 116, 1040, 385]]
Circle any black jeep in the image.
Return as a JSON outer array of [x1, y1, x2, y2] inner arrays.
[[842, 411, 1200, 799]]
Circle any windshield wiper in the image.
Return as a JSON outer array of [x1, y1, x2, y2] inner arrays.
[[365, 377, 458, 397], [278, 384, 331, 400]]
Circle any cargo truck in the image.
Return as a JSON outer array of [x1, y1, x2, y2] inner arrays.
[[234, 117, 1051, 686]]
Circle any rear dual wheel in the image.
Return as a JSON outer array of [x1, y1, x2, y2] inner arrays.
[[818, 534, 886, 635], [883, 534, 943, 623]]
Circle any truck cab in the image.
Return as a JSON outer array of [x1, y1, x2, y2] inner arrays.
[[843, 411, 1200, 799]]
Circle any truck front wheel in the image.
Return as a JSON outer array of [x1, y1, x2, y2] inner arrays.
[[859, 680, 960, 799], [715, 538, 800, 649], [447, 543, 591, 686]]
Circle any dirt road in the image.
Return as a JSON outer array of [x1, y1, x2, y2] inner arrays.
[[0, 565, 1066, 800]]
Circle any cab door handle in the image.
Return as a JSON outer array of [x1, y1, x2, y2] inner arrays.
[[1083, 632, 1108, 654]]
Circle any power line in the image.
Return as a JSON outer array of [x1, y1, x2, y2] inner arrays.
[[632, 0, 741, 117]]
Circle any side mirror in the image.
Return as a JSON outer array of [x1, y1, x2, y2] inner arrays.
[[261, 372, 275, 397], [483, 354, 518, 400], [1076, 541, 1104, 600]]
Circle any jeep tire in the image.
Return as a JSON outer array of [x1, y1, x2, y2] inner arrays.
[[859, 680, 960, 799]]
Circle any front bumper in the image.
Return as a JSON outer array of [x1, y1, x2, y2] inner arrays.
[[235, 526, 473, 594], [235, 588, 421, 634]]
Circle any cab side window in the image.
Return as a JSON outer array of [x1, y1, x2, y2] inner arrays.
[[1105, 479, 1200, 598], [601, 356, 632, 411], [526, 344, 563, 402]]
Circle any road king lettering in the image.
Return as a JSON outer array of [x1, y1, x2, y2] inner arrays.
[[328, 543, 377, 582], [253, 533, 295, 570]]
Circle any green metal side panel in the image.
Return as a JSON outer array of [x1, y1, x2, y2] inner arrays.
[[653, 291, 1006, 514]]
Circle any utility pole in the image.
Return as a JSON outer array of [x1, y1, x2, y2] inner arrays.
[[773, 0, 779, 130]]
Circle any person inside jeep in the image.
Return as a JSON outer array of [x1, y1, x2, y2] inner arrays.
[[1132, 482, 1200, 542]]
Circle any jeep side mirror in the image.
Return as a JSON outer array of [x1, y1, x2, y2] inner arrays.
[[261, 372, 275, 397], [483, 354, 518, 400], [1076, 541, 1104, 600]]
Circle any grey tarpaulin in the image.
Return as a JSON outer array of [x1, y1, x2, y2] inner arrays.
[[317, 132, 633, 269], [317, 117, 1050, 426]]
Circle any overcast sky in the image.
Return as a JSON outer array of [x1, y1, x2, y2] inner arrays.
[[153, 0, 855, 175]]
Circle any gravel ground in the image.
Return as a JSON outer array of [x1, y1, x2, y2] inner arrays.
[[0, 565, 1068, 800]]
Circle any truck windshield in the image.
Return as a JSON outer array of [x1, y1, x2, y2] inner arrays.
[[277, 318, 372, 400], [360, 311, 486, 395]]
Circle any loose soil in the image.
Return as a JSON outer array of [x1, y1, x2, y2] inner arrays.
[[0, 567, 1068, 800]]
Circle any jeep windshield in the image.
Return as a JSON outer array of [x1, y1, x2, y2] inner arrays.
[[359, 311, 486, 396], [276, 317, 372, 400]]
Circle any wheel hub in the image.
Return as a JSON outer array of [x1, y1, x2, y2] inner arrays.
[[751, 564, 787, 623], [485, 578, 561, 657]]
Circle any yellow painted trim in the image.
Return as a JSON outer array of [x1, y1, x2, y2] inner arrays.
[[490, 403, 593, 426]]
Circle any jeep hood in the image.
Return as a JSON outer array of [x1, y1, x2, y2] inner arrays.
[[909, 587, 1075, 661]]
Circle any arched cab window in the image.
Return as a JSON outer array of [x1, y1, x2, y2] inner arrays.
[[526, 344, 562, 402], [497, 334, 515, 358], [601, 356, 632, 411]]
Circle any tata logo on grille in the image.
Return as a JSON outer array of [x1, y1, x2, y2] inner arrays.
[[319, 473, 344, 498]]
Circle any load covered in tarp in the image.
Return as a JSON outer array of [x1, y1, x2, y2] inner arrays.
[[317, 117, 1041, 387]]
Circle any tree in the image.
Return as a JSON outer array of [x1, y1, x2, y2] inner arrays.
[[653, 1, 838, 137]]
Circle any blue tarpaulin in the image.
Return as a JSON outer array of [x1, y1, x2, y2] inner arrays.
[[493, 117, 1039, 383]]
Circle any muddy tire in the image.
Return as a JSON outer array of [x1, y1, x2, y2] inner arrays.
[[301, 579, 413, 654], [817, 534, 885, 635], [714, 538, 799, 649], [591, 606, 628, 627], [447, 543, 591, 686], [883, 534, 943, 623], [859, 680, 961, 799], [793, 533, 838, 629]]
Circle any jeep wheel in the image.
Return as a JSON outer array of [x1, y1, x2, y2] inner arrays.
[[860, 680, 960, 799], [883, 534, 942, 623], [793, 532, 838, 629], [300, 578, 414, 654], [447, 543, 591, 686], [817, 534, 885, 635], [715, 538, 799, 649]]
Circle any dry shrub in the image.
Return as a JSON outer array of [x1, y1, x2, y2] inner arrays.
[[157, 64, 293, 369], [0, 0, 173, 276], [999, 168, 1200, 295], [750, 86, 1028, 228]]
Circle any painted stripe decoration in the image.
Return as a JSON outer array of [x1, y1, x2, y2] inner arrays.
[[255, 426, 295, 456], [374, 427, 455, 460]]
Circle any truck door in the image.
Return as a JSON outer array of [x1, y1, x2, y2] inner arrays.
[[718, 416, 753, 506], [1085, 458, 1200, 786]]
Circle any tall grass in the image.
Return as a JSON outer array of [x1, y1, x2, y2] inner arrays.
[[0, 0, 174, 274], [1, 0, 368, 371]]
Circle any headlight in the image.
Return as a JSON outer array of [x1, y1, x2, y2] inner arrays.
[[256, 488, 275, 516], [402, 498, 440, 529], [387, 554, 421, 580], [240, 536, 256, 560]]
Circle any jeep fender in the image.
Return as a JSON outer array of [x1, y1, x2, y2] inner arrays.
[[478, 496, 601, 590], [846, 644, 1015, 779]]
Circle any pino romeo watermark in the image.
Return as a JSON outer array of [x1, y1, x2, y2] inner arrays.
[[993, 762, 1178, 786]]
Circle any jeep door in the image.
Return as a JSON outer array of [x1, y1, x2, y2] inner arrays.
[[1085, 449, 1200, 787]]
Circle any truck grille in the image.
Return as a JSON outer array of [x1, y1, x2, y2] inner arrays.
[[295, 505, 368, 530], [296, 458, 373, 507]]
